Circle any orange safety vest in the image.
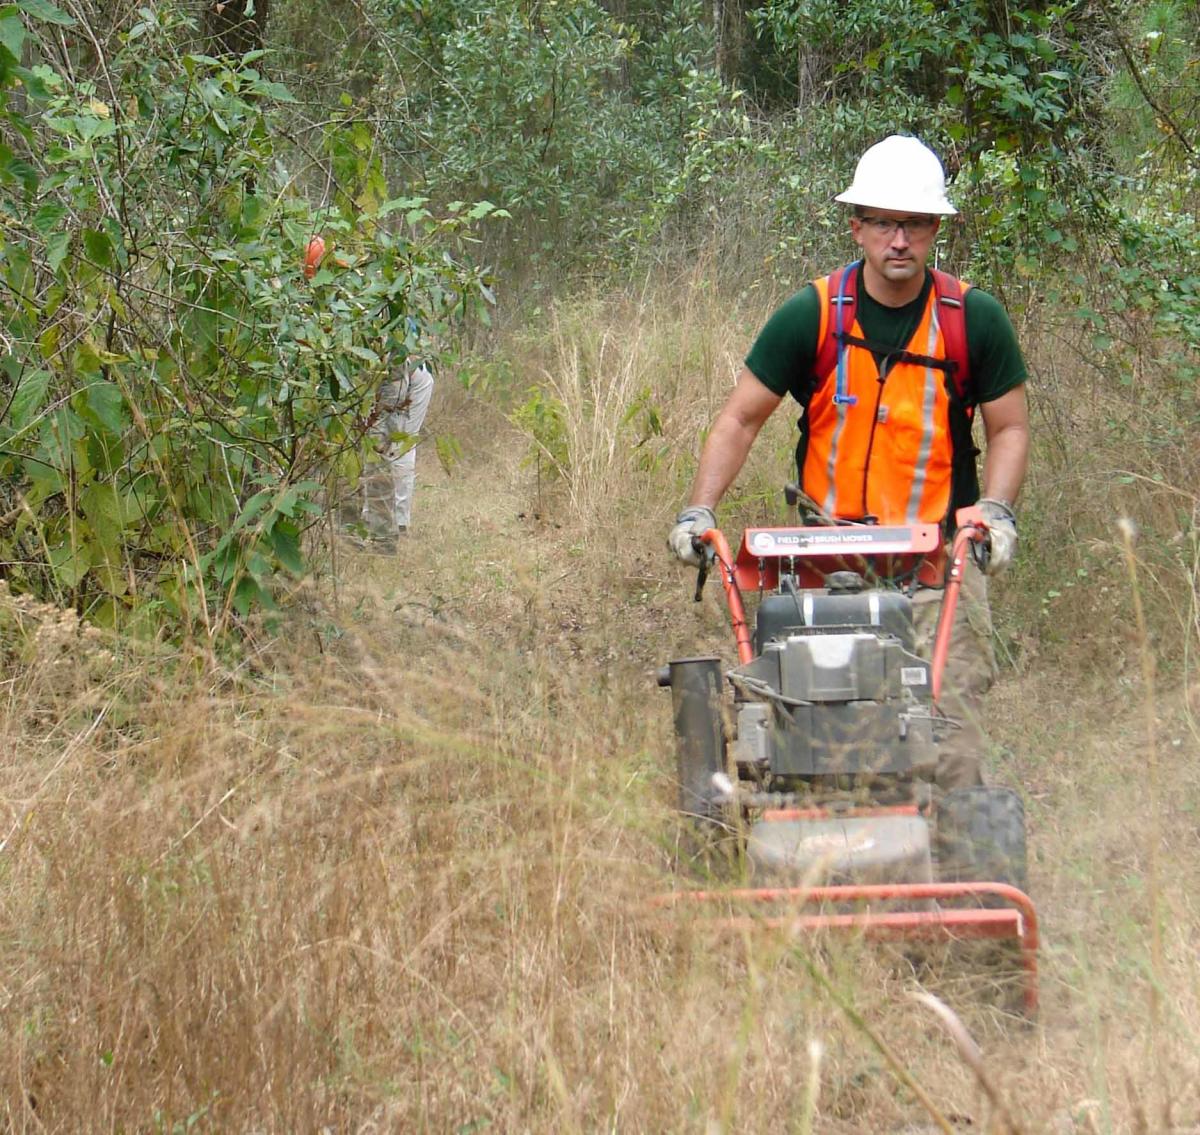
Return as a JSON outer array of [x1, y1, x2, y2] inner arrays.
[[798, 264, 975, 526]]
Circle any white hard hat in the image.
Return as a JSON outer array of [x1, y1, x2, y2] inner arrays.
[[834, 135, 957, 216]]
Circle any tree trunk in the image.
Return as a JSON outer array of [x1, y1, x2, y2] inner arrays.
[[201, 0, 269, 58], [712, 0, 723, 78]]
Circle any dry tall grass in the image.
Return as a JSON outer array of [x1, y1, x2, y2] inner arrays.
[[3, 275, 1200, 1132]]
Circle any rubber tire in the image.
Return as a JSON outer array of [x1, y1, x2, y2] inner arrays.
[[934, 785, 1028, 894]]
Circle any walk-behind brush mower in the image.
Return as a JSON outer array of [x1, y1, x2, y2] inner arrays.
[[654, 503, 1039, 1015]]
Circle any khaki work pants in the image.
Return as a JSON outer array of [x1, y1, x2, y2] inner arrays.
[[911, 557, 997, 790]]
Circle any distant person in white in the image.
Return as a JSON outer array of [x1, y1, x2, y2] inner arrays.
[[360, 358, 435, 550]]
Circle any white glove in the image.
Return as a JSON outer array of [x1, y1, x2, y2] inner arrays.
[[973, 498, 1018, 576], [668, 506, 717, 566]]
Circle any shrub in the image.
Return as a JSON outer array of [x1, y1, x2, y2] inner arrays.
[[0, 2, 495, 634]]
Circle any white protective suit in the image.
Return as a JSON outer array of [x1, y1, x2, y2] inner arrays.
[[361, 362, 435, 539]]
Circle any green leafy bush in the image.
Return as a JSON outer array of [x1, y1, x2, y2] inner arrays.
[[0, 2, 496, 634]]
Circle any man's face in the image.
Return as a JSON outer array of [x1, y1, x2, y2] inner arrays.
[[849, 210, 941, 286]]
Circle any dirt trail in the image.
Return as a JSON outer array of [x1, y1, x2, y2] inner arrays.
[[323, 421, 1200, 1133]]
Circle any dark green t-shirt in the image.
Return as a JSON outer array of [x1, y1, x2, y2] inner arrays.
[[745, 268, 1027, 405]]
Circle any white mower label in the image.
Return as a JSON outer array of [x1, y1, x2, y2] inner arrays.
[[900, 667, 927, 686]]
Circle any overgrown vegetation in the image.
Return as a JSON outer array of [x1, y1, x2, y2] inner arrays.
[[3, 349, 1200, 1128], [2, 0, 1200, 1128], [0, 1, 496, 637]]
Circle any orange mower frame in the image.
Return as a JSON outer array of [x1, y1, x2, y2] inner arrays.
[[660, 509, 1040, 1016]]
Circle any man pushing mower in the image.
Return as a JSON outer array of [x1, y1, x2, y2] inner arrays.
[[669, 135, 1029, 791], [657, 138, 1038, 1011]]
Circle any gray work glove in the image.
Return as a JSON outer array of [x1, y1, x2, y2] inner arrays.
[[668, 506, 717, 566], [973, 498, 1018, 576]]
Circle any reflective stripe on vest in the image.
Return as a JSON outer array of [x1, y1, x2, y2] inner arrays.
[[805, 273, 955, 524]]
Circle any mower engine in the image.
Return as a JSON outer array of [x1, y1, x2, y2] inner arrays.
[[733, 578, 936, 778], [660, 522, 952, 886], [730, 575, 939, 883]]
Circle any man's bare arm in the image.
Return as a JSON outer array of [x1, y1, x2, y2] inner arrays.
[[978, 384, 1029, 506], [687, 368, 783, 510]]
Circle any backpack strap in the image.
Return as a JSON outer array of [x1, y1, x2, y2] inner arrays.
[[813, 263, 973, 403], [930, 268, 980, 528], [930, 267, 971, 402], [812, 262, 859, 400]]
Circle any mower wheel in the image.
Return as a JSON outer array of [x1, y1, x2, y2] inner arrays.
[[934, 785, 1028, 896]]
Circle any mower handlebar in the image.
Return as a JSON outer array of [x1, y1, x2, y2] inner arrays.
[[694, 528, 754, 665], [928, 510, 989, 702], [690, 509, 995, 704]]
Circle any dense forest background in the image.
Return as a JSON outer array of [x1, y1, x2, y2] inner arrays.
[[1, 0, 1197, 643]]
